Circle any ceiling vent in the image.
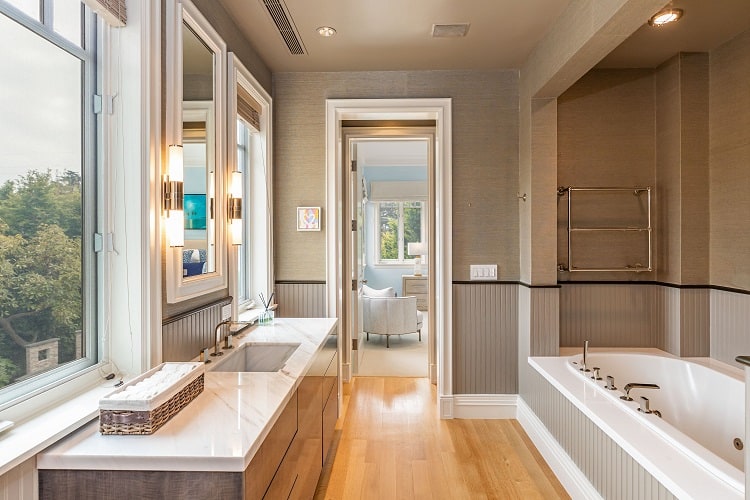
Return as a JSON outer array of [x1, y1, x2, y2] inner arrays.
[[260, 0, 306, 55], [431, 23, 470, 38]]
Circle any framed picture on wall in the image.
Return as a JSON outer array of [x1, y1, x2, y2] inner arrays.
[[297, 206, 321, 231]]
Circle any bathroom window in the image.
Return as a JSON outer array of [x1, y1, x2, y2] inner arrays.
[[376, 201, 424, 264], [236, 119, 252, 306], [0, 0, 99, 407]]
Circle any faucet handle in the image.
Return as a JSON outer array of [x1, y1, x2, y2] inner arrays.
[[637, 396, 652, 414], [223, 333, 235, 350], [200, 347, 212, 363], [605, 375, 616, 390], [590, 367, 602, 380]]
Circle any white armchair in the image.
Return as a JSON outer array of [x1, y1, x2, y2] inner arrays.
[[362, 295, 423, 348]]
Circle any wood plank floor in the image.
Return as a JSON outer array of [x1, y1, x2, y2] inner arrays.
[[315, 377, 569, 500]]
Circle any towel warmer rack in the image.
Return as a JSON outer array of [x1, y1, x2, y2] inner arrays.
[[557, 186, 652, 273]]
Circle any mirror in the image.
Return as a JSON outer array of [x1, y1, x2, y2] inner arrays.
[[166, 0, 227, 302]]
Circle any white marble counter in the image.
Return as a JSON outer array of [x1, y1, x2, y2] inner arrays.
[[36, 317, 338, 473]]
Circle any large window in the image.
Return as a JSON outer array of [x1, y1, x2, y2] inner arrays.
[[377, 200, 424, 264], [0, 0, 99, 406], [236, 119, 252, 305]]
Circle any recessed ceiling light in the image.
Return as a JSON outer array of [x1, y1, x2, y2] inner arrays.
[[317, 26, 336, 37], [648, 8, 683, 27]]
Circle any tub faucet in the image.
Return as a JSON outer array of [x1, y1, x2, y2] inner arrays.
[[620, 382, 660, 401], [580, 339, 590, 372]]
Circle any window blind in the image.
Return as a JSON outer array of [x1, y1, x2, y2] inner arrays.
[[237, 86, 261, 131], [83, 0, 126, 26]]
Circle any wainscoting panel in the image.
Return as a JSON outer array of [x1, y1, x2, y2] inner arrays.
[[452, 284, 518, 394], [162, 298, 232, 362], [560, 284, 657, 347], [530, 287, 559, 356], [655, 285, 681, 354], [679, 288, 710, 357], [710, 289, 750, 367], [522, 369, 677, 499], [274, 282, 327, 318], [0, 456, 36, 500]]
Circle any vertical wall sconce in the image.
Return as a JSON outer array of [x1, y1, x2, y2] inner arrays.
[[228, 170, 243, 245], [163, 145, 185, 247]]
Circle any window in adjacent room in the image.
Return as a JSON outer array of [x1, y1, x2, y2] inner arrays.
[[0, 0, 100, 408], [377, 200, 424, 264]]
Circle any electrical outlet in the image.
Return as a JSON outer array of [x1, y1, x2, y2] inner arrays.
[[470, 264, 498, 281], [221, 304, 232, 320]]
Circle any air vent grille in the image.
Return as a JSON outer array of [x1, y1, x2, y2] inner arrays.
[[261, 0, 306, 55], [431, 23, 470, 38]]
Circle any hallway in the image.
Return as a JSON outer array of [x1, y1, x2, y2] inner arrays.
[[315, 377, 569, 499]]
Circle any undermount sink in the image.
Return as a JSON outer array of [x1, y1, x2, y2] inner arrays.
[[209, 343, 300, 372]]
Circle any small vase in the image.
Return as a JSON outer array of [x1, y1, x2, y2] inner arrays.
[[259, 309, 274, 325]]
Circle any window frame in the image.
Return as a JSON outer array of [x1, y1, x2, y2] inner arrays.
[[375, 200, 425, 265], [0, 0, 102, 412], [227, 53, 273, 318]]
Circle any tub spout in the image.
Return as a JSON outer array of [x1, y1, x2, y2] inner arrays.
[[580, 339, 590, 372], [620, 382, 660, 401]]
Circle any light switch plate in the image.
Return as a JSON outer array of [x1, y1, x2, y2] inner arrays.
[[470, 264, 498, 281], [221, 304, 232, 320]]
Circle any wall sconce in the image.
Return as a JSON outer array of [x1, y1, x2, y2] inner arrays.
[[407, 241, 427, 276], [163, 145, 185, 247], [228, 170, 243, 245]]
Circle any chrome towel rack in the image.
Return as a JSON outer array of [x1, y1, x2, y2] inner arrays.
[[557, 186, 652, 273]]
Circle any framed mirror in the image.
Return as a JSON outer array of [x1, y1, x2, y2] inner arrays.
[[166, 0, 227, 302]]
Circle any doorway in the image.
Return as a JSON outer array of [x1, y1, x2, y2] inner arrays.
[[325, 98, 453, 418], [345, 131, 433, 378]]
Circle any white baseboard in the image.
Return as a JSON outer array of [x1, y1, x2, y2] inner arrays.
[[451, 394, 517, 419], [439, 396, 453, 419], [517, 398, 602, 500]]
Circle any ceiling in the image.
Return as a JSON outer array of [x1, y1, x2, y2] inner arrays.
[[216, 0, 750, 73], [598, 0, 750, 68]]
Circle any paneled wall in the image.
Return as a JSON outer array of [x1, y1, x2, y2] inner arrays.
[[0, 457, 36, 500], [522, 369, 677, 499], [560, 283, 710, 357], [162, 298, 231, 361], [710, 289, 750, 367], [452, 284, 518, 394], [274, 282, 327, 318], [273, 70, 520, 282]]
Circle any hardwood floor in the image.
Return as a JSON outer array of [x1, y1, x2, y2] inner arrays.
[[315, 377, 569, 500]]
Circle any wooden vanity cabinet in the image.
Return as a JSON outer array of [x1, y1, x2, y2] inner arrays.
[[39, 337, 339, 500]]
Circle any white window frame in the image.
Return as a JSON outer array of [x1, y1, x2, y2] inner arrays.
[[227, 53, 273, 319], [375, 200, 425, 265], [0, 0, 106, 416]]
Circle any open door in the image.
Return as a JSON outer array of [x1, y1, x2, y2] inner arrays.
[[348, 141, 366, 373]]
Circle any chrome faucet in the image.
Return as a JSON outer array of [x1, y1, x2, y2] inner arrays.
[[620, 382, 660, 401], [211, 320, 232, 357], [211, 319, 255, 356], [580, 339, 590, 372]]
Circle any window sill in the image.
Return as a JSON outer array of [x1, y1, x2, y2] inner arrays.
[[0, 372, 119, 476]]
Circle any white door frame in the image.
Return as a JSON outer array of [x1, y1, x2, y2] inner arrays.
[[325, 98, 454, 418]]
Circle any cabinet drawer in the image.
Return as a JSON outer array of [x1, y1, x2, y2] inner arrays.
[[404, 281, 428, 294], [244, 392, 298, 500]]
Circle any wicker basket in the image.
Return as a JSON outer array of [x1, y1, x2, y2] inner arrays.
[[99, 362, 205, 435]]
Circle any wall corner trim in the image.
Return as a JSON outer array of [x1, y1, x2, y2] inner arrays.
[[439, 396, 454, 419], [451, 394, 518, 419], [517, 398, 602, 500]]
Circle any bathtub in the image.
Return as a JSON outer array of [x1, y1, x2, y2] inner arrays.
[[529, 350, 744, 499]]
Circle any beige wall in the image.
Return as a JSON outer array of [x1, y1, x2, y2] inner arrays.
[[710, 29, 750, 291], [557, 69, 656, 280], [272, 71, 520, 282]]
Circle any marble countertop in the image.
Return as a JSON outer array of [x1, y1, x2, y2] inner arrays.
[[36, 317, 338, 473]]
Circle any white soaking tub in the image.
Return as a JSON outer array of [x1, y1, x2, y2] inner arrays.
[[529, 349, 744, 499]]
